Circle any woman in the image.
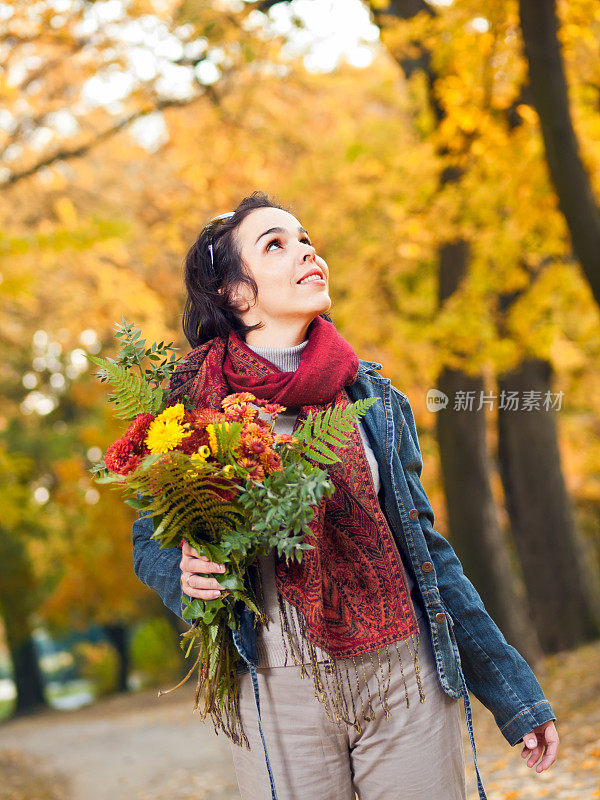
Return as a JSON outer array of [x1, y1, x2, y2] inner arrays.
[[132, 190, 559, 800]]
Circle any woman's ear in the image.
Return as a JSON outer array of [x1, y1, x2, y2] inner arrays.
[[220, 282, 252, 313]]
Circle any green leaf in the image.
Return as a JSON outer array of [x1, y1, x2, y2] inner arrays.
[[218, 573, 244, 591], [86, 354, 163, 419], [182, 599, 205, 620]]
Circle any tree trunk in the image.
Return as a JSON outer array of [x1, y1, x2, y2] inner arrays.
[[497, 358, 600, 652], [2, 611, 46, 716], [360, 0, 545, 660], [436, 368, 542, 663], [519, 0, 600, 307], [436, 242, 542, 663], [104, 623, 130, 693]]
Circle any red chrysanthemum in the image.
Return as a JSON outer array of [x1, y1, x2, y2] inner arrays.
[[210, 476, 238, 502], [105, 437, 143, 476], [224, 403, 257, 424], [125, 413, 154, 453], [240, 421, 273, 442], [178, 427, 210, 455]]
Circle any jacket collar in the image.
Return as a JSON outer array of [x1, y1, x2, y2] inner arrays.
[[357, 358, 383, 376]]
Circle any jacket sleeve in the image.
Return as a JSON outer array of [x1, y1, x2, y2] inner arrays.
[[395, 389, 556, 746], [132, 501, 189, 622]]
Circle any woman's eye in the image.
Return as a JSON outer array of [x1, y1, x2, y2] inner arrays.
[[266, 237, 312, 252]]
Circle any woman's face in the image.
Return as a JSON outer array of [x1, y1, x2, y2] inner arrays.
[[231, 207, 331, 338]]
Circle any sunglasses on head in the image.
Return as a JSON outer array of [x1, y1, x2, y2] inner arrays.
[[205, 211, 235, 272]]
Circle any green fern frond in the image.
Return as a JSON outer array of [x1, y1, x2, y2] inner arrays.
[[295, 397, 379, 465], [212, 421, 242, 460], [87, 355, 163, 419], [126, 452, 246, 547]]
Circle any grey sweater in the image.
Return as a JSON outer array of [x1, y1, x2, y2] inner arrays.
[[247, 339, 421, 667]]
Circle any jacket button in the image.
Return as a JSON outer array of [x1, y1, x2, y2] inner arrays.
[[408, 508, 419, 520], [435, 612, 446, 623], [421, 561, 434, 573]]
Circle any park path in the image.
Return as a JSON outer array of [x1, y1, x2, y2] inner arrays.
[[0, 684, 241, 800], [1, 640, 599, 800]]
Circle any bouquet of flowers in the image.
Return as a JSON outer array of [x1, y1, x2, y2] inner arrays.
[[87, 318, 377, 742]]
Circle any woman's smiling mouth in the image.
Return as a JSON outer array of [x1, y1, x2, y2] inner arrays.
[[297, 267, 326, 285]]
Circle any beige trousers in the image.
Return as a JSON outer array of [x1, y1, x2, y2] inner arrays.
[[229, 619, 467, 800]]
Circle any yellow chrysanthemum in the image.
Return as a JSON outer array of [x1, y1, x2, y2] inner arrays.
[[190, 445, 211, 463], [222, 464, 234, 476], [158, 403, 185, 422], [145, 416, 192, 455], [205, 423, 218, 456]]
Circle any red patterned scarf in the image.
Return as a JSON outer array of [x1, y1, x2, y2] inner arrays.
[[173, 316, 420, 664]]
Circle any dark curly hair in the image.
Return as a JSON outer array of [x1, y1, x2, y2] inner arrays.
[[182, 190, 331, 347]]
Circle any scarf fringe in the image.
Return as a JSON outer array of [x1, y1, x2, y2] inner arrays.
[[276, 593, 426, 733], [206, 588, 426, 751]]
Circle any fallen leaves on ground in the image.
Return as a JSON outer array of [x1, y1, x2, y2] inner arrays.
[[0, 748, 71, 800], [465, 638, 600, 799]]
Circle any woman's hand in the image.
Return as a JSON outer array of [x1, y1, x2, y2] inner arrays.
[[180, 539, 226, 600], [521, 720, 559, 772]]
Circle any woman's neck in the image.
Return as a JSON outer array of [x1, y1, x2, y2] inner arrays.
[[244, 319, 311, 349], [246, 339, 308, 373]]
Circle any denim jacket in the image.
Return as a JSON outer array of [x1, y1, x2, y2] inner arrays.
[[132, 358, 556, 799]]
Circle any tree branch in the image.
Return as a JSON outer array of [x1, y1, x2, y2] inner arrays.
[[2, 93, 206, 188]]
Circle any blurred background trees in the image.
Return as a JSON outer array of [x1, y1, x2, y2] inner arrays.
[[1, 0, 599, 716]]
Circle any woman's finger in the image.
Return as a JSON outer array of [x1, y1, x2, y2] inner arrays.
[[181, 540, 204, 558], [536, 727, 560, 772], [536, 739, 559, 772], [521, 724, 559, 772], [190, 557, 226, 574], [180, 553, 225, 574], [181, 572, 222, 599], [180, 541, 225, 573], [187, 574, 223, 591], [525, 745, 543, 768]]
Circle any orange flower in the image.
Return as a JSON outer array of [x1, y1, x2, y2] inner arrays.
[[192, 408, 227, 429], [246, 439, 267, 455], [239, 456, 265, 482], [261, 450, 282, 473], [240, 421, 274, 444], [224, 403, 258, 424], [274, 433, 298, 448], [263, 402, 287, 416], [222, 392, 257, 409]]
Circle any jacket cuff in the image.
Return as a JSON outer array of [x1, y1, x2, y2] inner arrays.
[[499, 699, 557, 746]]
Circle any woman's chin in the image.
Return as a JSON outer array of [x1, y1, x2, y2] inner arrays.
[[312, 293, 332, 315]]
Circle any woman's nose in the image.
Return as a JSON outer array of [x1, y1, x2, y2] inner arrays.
[[302, 243, 316, 261]]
